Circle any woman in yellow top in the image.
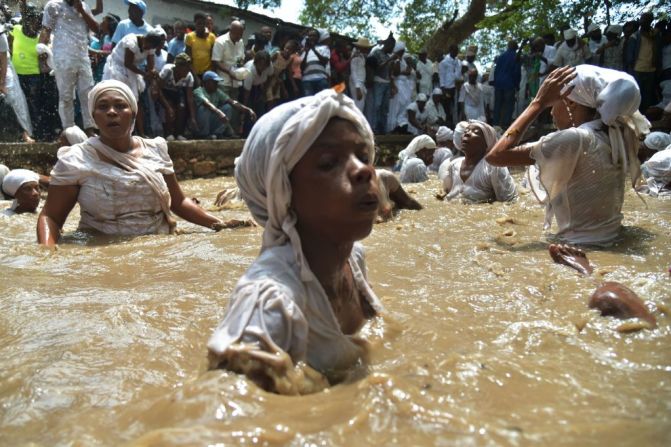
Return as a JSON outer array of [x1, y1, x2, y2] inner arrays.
[[185, 12, 215, 77]]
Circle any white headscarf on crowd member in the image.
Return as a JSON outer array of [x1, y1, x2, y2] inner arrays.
[[63, 126, 88, 145], [0, 164, 9, 200], [396, 134, 436, 165], [453, 121, 469, 152], [561, 64, 650, 187], [79, 80, 175, 231], [2, 169, 39, 210], [436, 126, 454, 144], [393, 41, 406, 53], [564, 29, 578, 40], [317, 29, 330, 42], [466, 119, 498, 152], [235, 88, 375, 281], [644, 132, 671, 151]]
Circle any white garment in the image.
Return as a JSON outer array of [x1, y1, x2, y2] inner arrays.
[[416, 58, 434, 95], [396, 134, 436, 165], [588, 36, 607, 62], [0, 165, 9, 200], [429, 147, 453, 172], [400, 157, 428, 183], [0, 34, 32, 134], [425, 98, 446, 127], [49, 137, 175, 235], [209, 89, 382, 376], [154, 49, 168, 72], [42, 0, 91, 64], [641, 147, 671, 197], [405, 101, 430, 135], [529, 123, 626, 245], [1, 169, 39, 196], [211, 32, 246, 87], [439, 54, 462, 89], [387, 57, 415, 131], [553, 41, 591, 67], [442, 157, 517, 203], [243, 59, 274, 91], [159, 64, 195, 90], [349, 50, 367, 112], [458, 82, 486, 121], [103, 34, 153, 98]]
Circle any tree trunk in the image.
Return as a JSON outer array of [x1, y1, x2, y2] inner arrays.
[[425, 0, 488, 60]]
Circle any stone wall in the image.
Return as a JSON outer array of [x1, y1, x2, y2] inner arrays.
[[0, 135, 415, 178]]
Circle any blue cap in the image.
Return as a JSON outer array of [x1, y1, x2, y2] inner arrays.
[[124, 0, 147, 14], [202, 71, 223, 82]]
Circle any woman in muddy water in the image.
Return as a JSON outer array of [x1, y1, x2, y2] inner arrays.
[[486, 65, 649, 247], [207, 88, 384, 395], [36, 80, 235, 246]]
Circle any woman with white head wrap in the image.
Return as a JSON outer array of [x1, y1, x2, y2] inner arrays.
[[1, 169, 41, 214], [207, 89, 384, 394], [640, 132, 671, 197], [0, 164, 9, 200], [37, 80, 227, 246], [438, 121, 468, 181], [395, 134, 435, 182], [430, 126, 455, 171], [386, 40, 415, 132], [487, 65, 650, 246], [441, 120, 516, 202]]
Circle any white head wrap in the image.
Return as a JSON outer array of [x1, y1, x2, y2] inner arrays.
[[63, 126, 88, 145], [467, 120, 498, 153], [436, 126, 453, 143], [88, 80, 138, 119], [396, 135, 436, 164], [0, 164, 9, 200], [432, 87, 443, 96], [317, 29, 330, 42], [2, 169, 39, 209], [644, 132, 671, 151], [235, 88, 374, 280], [453, 121, 469, 151], [587, 23, 600, 33], [393, 41, 406, 53], [562, 65, 650, 187], [564, 29, 577, 40], [417, 93, 428, 102]]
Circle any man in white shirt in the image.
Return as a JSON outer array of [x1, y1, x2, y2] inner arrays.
[[415, 48, 434, 96], [425, 87, 446, 129], [551, 29, 591, 69], [348, 37, 373, 112], [439, 44, 462, 126], [41, 0, 100, 133], [586, 23, 607, 65], [242, 50, 273, 121], [458, 68, 486, 122], [406, 93, 430, 135], [212, 20, 245, 129]]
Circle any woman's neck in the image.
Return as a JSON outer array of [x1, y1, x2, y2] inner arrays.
[[99, 134, 134, 153], [298, 230, 353, 291], [463, 151, 485, 166]]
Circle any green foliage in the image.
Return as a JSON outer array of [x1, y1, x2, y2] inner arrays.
[[397, 0, 458, 54], [235, 0, 281, 9], [296, 0, 399, 38]]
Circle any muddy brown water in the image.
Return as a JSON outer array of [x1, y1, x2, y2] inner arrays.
[[1, 172, 670, 446]]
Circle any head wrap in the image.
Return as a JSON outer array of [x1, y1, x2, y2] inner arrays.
[[63, 126, 87, 145], [453, 121, 469, 151], [397, 135, 436, 164], [644, 132, 671, 151], [564, 29, 577, 40], [562, 65, 650, 187], [2, 169, 39, 197], [587, 23, 600, 33], [88, 80, 138, 120], [466, 120, 498, 152], [146, 27, 165, 39], [416, 93, 428, 102], [393, 41, 406, 53], [317, 28, 330, 42], [605, 24, 622, 35], [235, 88, 374, 280], [432, 87, 443, 96], [436, 126, 453, 143], [0, 165, 9, 200]]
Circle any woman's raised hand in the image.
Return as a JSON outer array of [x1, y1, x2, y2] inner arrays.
[[534, 66, 576, 109]]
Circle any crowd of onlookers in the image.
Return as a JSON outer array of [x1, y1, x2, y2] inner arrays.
[[0, 0, 670, 143]]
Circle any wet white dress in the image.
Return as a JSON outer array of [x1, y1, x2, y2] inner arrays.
[[399, 157, 428, 183], [529, 122, 626, 245], [207, 243, 383, 376], [442, 157, 517, 203], [641, 147, 671, 197], [103, 34, 152, 98], [49, 137, 174, 235]]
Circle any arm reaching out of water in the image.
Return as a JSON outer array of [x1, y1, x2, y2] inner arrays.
[[37, 185, 79, 246]]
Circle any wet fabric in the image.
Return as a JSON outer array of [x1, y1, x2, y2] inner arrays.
[[387, 57, 415, 131], [103, 34, 153, 98], [0, 165, 9, 199], [641, 148, 671, 197], [42, 0, 92, 64], [400, 158, 428, 183], [429, 147, 453, 172], [458, 82, 486, 121], [442, 157, 517, 203], [0, 34, 33, 135], [208, 89, 383, 376]]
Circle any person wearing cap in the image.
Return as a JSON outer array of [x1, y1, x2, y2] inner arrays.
[[585, 23, 607, 64], [465, 45, 479, 74], [493, 40, 522, 127], [387, 41, 414, 133], [40, 0, 101, 134], [300, 28, 331, 96], [460, 67, 487, 123], [348, 37, 373, 112], [640, 132, 671, 197], [551, 28, 591, 69], [193, 70, 256, 139], [185, 12, 215, 77], [416, 48, 435, 96], [1, 169, 41, 215], [156, 53, 196, 140], [112, 0, 152, 44], [425, 87, 447, 130], [405, 93, 430, 135], [596, 25, 624, 70]]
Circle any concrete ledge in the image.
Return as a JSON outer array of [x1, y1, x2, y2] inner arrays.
[[0, 134, 416, 178]]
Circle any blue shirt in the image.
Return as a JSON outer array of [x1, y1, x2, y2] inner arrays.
[[167, 37, 186, 57], [112, 19, 152, 44], [493, 49, 521, 90]]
